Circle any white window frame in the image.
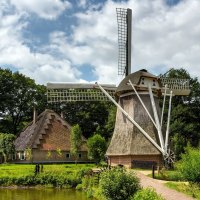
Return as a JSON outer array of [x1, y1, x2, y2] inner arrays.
[[19, 152, 25, 160]]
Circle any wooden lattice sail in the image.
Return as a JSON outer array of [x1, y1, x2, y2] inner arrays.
[[47, 83, 116, 102]]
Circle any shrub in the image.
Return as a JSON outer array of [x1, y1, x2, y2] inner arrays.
[[176, 146, 200, 183], [87, 134, 107, 164], [99, 168, 140, 200], [81, 176, 96, 190], [76, 183, 82, 190], [132, 188, 164, 200]]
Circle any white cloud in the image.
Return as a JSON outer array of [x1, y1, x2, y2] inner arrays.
[[78, 0, 87, 8], [21, 56, 81, 83], [10, 0, 71, 20], [0, 5, 81, 84]]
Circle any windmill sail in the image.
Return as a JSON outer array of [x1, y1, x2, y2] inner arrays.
[[160, 78, 190, 96], [47, 83, 116, 103], [116, 8, 132, 76]]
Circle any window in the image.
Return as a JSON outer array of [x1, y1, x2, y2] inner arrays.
[[153, 79, 156, 86], [12, 154, 16, 160], [141, 77, 145, 85], [66, 153, 70, 158], [19, 152, 25, 160], [78, 153, 82, 158]]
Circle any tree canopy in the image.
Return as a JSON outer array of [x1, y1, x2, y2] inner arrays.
[[0, 133, 15, 162], [87, 134, 107, 163], [0, 68, 46, 135], [54, 101, 116, 139]]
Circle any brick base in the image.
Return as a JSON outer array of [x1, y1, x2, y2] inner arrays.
[[108, 154, 162, 169]]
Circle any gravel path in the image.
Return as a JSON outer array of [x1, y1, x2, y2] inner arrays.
[[136, 172, 195, 200]]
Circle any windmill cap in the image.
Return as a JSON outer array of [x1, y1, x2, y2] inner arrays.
[[116, 69, 162, 95]]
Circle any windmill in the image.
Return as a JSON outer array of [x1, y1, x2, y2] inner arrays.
[[47, 8, 190, 168]]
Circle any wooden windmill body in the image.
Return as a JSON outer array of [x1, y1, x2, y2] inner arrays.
[[106, 70, 163, 168]]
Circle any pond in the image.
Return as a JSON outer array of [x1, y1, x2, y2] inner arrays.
[[0, 188, 92, 200]]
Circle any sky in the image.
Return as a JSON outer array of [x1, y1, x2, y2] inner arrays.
[[0, 0, 200, 85]]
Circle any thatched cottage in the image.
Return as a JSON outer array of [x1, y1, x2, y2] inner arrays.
[[14, 109, 89, 163], [106, 70, 163, 168]]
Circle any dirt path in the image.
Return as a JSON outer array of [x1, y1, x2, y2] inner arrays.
[[136, 172, 195, 200]]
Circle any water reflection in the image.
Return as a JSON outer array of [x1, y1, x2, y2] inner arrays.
[[0, 188, 91, 200]]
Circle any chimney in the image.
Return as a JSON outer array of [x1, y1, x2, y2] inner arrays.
[[33, 107, 38, 124]]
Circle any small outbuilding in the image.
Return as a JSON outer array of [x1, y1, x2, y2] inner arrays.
[[14, 109, 89, 163]]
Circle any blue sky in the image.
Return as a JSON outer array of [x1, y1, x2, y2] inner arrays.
[[0, 0, 199, 85]]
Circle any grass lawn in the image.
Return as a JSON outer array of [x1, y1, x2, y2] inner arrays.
[[147, 169, 183, 181], [0, 163, 95, 178], [165, 182, 200, 200]]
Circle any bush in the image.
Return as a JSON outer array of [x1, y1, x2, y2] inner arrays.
[[132, 188, 164, 200], [99, 168, 140, 200], [87, 134, 107, 163], [176, 146, 200, 183], [76, 183, 82, 190], [0, 172, 82, 188]]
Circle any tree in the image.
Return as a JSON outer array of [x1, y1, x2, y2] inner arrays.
[[70, 124, 82, 162], [87, 134, 107, 163], [0, 68, 47, 135], [55, 101, 114, 139], [0, 133, 15, 162], [104, 105, 117, 137]]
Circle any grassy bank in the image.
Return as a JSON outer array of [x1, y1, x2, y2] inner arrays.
[[148, 169, 183, 181], [165, 182, 200, 200], [0, 164, 94, 188], [147, 168, 200, 200]]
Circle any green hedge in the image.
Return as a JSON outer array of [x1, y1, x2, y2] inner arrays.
[[0, 167, 91, 188], [0, 173, 79, 187]]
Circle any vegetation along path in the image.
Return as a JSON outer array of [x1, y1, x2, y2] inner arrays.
[[136, 172, 194, 200]]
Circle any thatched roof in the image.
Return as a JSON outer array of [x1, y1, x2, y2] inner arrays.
[[15, 109, 87, 152]]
